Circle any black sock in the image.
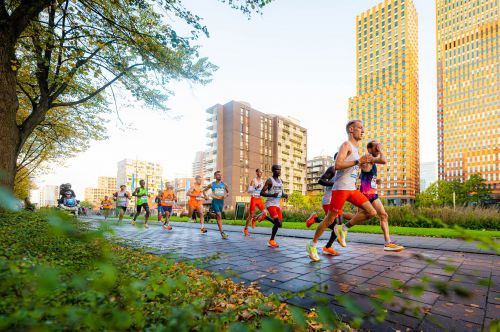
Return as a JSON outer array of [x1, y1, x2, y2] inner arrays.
[[325, 231, 337, 248], [314, 216, 322, 223], [270, 224, 279, 240]]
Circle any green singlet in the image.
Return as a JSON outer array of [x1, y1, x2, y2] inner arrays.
[[136, 187, 149, 205]]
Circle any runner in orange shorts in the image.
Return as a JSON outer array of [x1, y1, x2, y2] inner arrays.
[[187, 175, 208, 233], [307, 120, 377, 262], [243, 168, 268, 237]]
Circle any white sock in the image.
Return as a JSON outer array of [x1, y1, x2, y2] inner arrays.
[[342, 224, 348, 231], [310, 240, 317, 247]]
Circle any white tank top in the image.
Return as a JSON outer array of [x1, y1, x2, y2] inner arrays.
[[116, 191, 129, 207], [252, 177, 264, 198], [322, 185, 333, 205], [265, 177, 283, 207], [332, 142, 360, 191]]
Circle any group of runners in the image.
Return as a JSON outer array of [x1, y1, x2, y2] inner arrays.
[[101, 119, 404, 260]]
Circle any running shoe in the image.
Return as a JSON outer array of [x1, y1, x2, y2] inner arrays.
[[323, 246, 339, 256], [167, 225, 172, 230], [384, 241, 405, 252], [256, 212, 267, 222], [144, 223, 149, 229], [163, 224, 167, 230], [334, 224, 348, 247], [305, 212, 318, 228], [251, 217, 256, 229], [306, 242, 320, 261], [131, 220, 136, 225], [268, 240, 279, 247], [221, 232, 228, 239], [200, 227, 207, 233], [244, 227, 249, 237]]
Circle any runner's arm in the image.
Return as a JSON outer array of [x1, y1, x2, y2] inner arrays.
[[202, 184, 211, 197], [318, 166, 335, 186], [248, 178, 255, 193], [259, 179, 277, 197], [224, 184, 229, 198], [372, 144, 387, 165]]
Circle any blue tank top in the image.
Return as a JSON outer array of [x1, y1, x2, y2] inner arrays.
[[211, 181, 226, 200]]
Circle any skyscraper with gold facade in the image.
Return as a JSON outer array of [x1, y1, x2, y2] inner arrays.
[[348, 0, 419, 205], [436, 0, 499, 199]]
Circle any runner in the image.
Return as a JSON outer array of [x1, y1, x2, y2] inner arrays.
[[132, 179, 150, 228], [100, 196, 113, 220], [244, 168, 267, 237], [113, 185, 130, 223], [260, 164, 288, 247], [187, 175, 208, 233], [203, 171, 229, 239], [305, 153, 354, 255], [155, 189, 162, 223], [159, 183, 177, 230], [306, 120, 377, 261], [360, 141, 404, 251]]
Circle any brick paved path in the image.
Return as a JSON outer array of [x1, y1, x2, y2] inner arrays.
[[91, 218, 499, 331]]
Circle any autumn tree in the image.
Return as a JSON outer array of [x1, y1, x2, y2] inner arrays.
[[0, 0, 270, 190]]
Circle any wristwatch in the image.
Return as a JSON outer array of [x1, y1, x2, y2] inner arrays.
[[354, 159, 360, 166]]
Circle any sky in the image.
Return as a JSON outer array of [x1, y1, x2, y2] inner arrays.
[[36, 0, 437, 197]]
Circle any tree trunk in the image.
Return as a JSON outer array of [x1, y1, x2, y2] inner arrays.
[[0, 32, 21, 191]]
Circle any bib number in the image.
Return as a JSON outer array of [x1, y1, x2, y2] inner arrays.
[[196, 196, 203, 201], [370, 178, 378, 189], [164, 199, 173, 205], [252, 189, 261, 198], [214, 188, 225, 197], [350, 165, 359, 179], [141, 195, 148, 200]]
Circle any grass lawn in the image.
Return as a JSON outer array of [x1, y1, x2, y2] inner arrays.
[[110, 215, 500, 239]]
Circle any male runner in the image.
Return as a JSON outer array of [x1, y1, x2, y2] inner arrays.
[[132, 179, 150, 228], [203, 171, 229, 239], [305, 153, 354, 255], [360, 141, 404, 251], [113, 185, 130, 223], [155, 190, 163, 222], [100, 196, 113, 220], [187, 175, 208, 233], [307, 120, 377, 261], [260, 164, 288, 247], [159, 183, 177, 230], [243, 168, 268, 237]]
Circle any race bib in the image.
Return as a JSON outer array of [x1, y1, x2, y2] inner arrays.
[[350, 165, 359, 179], [196, 196, 203, 201], [371, 177, 378, 189], [141, 195, 148, 200], [163, 199, 173, 205], [214, 188, 225, 197], [252, 189, 261, 198]]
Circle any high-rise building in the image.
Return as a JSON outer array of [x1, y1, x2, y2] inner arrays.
[[307, 155, 334, 194], [272, 115, 308, 195], [420, 161, 437, 191], [116, 159, 164, 208], [192, 151, 209, 183], [84, 176, 117, 209], [205, 101, 307, 206], [436, 0, 499, 199], [39, 185, 59, 207], [348, 0, 419, 205]]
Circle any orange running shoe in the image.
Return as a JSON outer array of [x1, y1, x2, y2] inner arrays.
[[256, 212, 267, 222], [322, 246, 339, 256], [244, 228, 249, 237], [305, 212, 318, 228], [268, 240, 279, 247], [251, 217, 256, 228], [167, 225, 172, 230]]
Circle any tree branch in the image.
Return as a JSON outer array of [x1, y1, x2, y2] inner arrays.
[[52, 63, 143, 108], [9, 0, 53, 40], [17, 83, 36, 107]]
